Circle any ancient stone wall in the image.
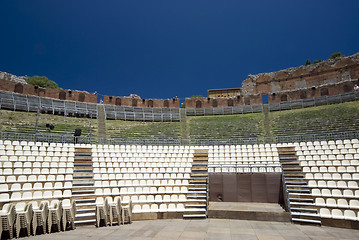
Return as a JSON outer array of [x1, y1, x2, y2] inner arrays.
[[103, 95, 180, 108], [184, 96, 244, 108], [241, 53, 359, 104], [0, 78, 98, 103]]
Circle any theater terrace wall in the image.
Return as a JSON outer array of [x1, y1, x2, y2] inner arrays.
[[0, 78, 98, 103], [103, 95, 180, 108], [241, 53, 359, 104]]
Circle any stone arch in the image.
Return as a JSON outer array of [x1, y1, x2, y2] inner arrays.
[[59, 91, 66, 100], [132, 98, 138, 107], [115, 98, 121, 106], [320, 88, 329, 96], [163, 100, 169, 108], [227, 99, 234, 107], [78, 93, 85, 102], [272, 93, 276, 100], [300, 91, 307, 99], [14, 83, 23, 93], [343, 85, 352, 92], [195, 100, 202, 108], [280, 94, 288, 102], [148, 100, 154, 108], [212, 99, 218, 108]]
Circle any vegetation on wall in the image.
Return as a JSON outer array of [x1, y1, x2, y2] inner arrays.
[[26, 75, 59, 89]]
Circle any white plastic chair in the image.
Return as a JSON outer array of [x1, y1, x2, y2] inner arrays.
[[15, 202, 33, 238], [96, 197, 109, 227], [62, 199, 76, 231], [48, 200, 63, 233], [121, 199, 132, 224], [0, 203, 16, 238], [107, 196, 122, 226], [31, 201, 48, 235]]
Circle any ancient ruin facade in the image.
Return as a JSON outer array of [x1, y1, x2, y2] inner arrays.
[[0, 78, 98, 103], [241, 53, 359, 104], [103, 95, 180, 108]]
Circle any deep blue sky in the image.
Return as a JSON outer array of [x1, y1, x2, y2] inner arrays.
[[1, 1, 358, 101]]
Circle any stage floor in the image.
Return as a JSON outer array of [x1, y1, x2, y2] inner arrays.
[[27, 218, 359, 240], [208, 202, 286, 212], [208, 202, 290, 222]]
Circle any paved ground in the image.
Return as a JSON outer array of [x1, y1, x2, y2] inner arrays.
[[27, 219, 359, 240]]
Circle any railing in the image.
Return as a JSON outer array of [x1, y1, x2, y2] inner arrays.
[[1, 130, 359, 146], [185, 91, 359, 116], [1, 90, 359, 121], [208, 163, 281, 173]]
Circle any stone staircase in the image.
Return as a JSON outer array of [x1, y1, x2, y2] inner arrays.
[[278, 147, 321, 226], [183, 149, 208, 219], [97, 104, 106, 138], [72, 147, 96, 225]]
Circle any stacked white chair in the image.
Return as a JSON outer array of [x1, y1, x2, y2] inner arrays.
[[15, 202, 33, 238], [95, 197, 109, 227], [31, 201, 49, 235], [47, 200, 63, 233], [0, 203, 16, 238], [62, 199, 76, 231]]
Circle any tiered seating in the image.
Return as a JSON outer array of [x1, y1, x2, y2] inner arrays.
[[0, 140, 74, 203], [208, 144, 282, 173], [296, 139, 359, 221], [104, 105, 181, 122], [0, 140, 76, 237], [0, 90, 97, 117], [91, 145, 193, 214]]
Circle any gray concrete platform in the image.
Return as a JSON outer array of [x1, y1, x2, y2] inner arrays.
[[208, 202, 290, 222], [25, 218, 359, 240]]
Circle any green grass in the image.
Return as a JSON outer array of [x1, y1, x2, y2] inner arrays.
[[188, 113, 265, 139], [269, 101, 359, 135], [106, 120, 182, 139], [0, 109, 97, 136]]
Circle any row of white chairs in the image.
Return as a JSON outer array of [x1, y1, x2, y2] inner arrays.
[[117, 186, 188, 195], [93, 152, 195, 157], [308, 180, 359, 189], [93, 167, 191, 174], [132, 203, 187, 213], [0, 182, 72, 192], [93, 173, 190, 180], [0, 145, 74, 152], [316, 198, 359, 208], [298, 139, 359, 146], [0, 156, 74, 162], [93, 162, 191, 168], [95, 179, 189, 187], [0, 190, 72, 202], [306, 173, 359, 180], [0, 150, 74, 157], [0, 162, 74, 168], [300, 160, 359, 167], [297, 152, 359, 161], [320, 208, 359, 221], [0, 140, 76, 147], [296, 144, 359, 151], [312, 189, 359, 198], [303, 166, 359, 173], [209, 157, 280, 161], [0, 174, 73, 183], [0, 168, 73, 175], [93, 157, 193, 163], [209, 160, 281, 164]]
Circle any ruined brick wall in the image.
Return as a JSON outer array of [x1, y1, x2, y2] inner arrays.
[[184, 96, 244, 108], [103, 95, 180, 108], [241, 53, 359, 104], [0, 78, 98, 103]]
